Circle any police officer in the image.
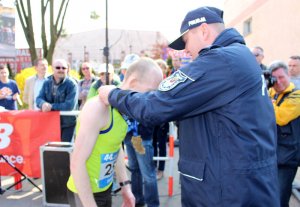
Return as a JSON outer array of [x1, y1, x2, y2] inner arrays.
[[99, 6, 280, 207]]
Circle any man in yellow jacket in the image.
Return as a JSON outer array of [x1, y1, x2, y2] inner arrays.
[[269, 60, 300, 207]]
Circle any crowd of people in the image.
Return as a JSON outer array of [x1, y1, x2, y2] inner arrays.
[[1, 5, 300, 207], [0, 53, 178, 207]]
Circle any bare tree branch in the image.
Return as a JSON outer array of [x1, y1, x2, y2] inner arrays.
[[16, 0, 71, 64], [16, 0, 37, 64], [57, 0, 70, 37]]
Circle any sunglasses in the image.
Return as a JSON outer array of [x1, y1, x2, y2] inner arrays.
[[55, 66, 67, 70], [82, 67, 90, 70]]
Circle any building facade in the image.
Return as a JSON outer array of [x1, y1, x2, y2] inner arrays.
[[224, 0, 300, 65], [53, 29, 168, 70]]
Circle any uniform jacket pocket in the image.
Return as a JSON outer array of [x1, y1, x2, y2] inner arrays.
[[178, 159, 205, 181]]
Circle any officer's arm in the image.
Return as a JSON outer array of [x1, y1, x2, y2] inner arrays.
[[108, 80, 236, 127], [107, 58, 239, 126]]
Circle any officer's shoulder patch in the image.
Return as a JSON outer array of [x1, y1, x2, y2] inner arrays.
[[158, 70, 188, 91]]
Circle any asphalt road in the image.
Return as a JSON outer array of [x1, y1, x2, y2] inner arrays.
[[1, 147, 300, 207]]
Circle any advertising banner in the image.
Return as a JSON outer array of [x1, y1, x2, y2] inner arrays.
[[0, 110, 61, 177]]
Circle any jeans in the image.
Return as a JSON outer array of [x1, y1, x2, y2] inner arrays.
[[125, 137, 159, 207], [278, 165, 298, 207], [61, 125, 76, 142]]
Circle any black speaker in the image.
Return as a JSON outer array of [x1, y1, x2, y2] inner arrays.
[[40, 142, 73, 206]]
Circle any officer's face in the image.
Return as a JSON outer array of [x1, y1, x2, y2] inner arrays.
[[183, 25, 206, 60], [272, 68, 290, 94]]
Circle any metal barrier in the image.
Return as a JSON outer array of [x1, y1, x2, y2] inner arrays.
[[152, 122, 176, 197], [6, 111, 177, 197], [59, 111, 80, 116]]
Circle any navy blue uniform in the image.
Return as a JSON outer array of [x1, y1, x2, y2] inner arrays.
[[108, 28, 279, 207]]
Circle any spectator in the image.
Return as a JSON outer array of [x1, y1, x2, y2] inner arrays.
[[153, 59, 169, 180], [78, 62, 97, 109], [268, 60, 300, 207], [36, 59, 78, 142], [152, 122, 169, 180], [119, 54, 140, 81], [170, 56, 182, 147], [23, 58, 49, 110], [0, 64, 21, 110], [122, 57, 161, 207], [67, 57, 163, 207], [251, 46, 268, 71], [87, 63, 120, 99], [99, 6, 279, 207], [288, 55, 300, 88], [155, 59, 169, 79], [170, 56, 182, 74]]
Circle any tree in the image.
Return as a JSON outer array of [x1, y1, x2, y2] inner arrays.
[[16, 0, 70, 64], [90, 11, 100, 20]]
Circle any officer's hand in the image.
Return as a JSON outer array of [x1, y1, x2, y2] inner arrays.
[[98, 85, 116, 105]]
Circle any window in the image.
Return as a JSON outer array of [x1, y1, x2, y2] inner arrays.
[[243, 18, 252, 36]]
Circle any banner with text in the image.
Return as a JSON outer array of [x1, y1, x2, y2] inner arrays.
[[0, 110, 61, 177]]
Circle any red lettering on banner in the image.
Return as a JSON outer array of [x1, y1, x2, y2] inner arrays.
[[0, 110, 61, 177]]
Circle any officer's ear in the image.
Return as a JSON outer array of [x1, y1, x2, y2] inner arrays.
[[199, 23, 209, 40]]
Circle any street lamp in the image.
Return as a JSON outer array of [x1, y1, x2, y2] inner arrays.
[[103, 0, 109, 85]]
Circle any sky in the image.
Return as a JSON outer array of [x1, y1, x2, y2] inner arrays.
[[15, 0, 224, 48]]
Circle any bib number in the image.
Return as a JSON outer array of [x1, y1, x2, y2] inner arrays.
[[98, 151, 119, 188]]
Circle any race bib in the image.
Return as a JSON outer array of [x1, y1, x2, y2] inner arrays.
[[98, 150, 119, 188]]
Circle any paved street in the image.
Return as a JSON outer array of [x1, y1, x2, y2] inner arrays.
[[1, 147, 300, 206], [0, 146, 181, 207]]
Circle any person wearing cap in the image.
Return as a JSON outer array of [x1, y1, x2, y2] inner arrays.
[[98, 6, 280, 207], [87, 63, 120, 99], [119, 54, 140, 82]]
